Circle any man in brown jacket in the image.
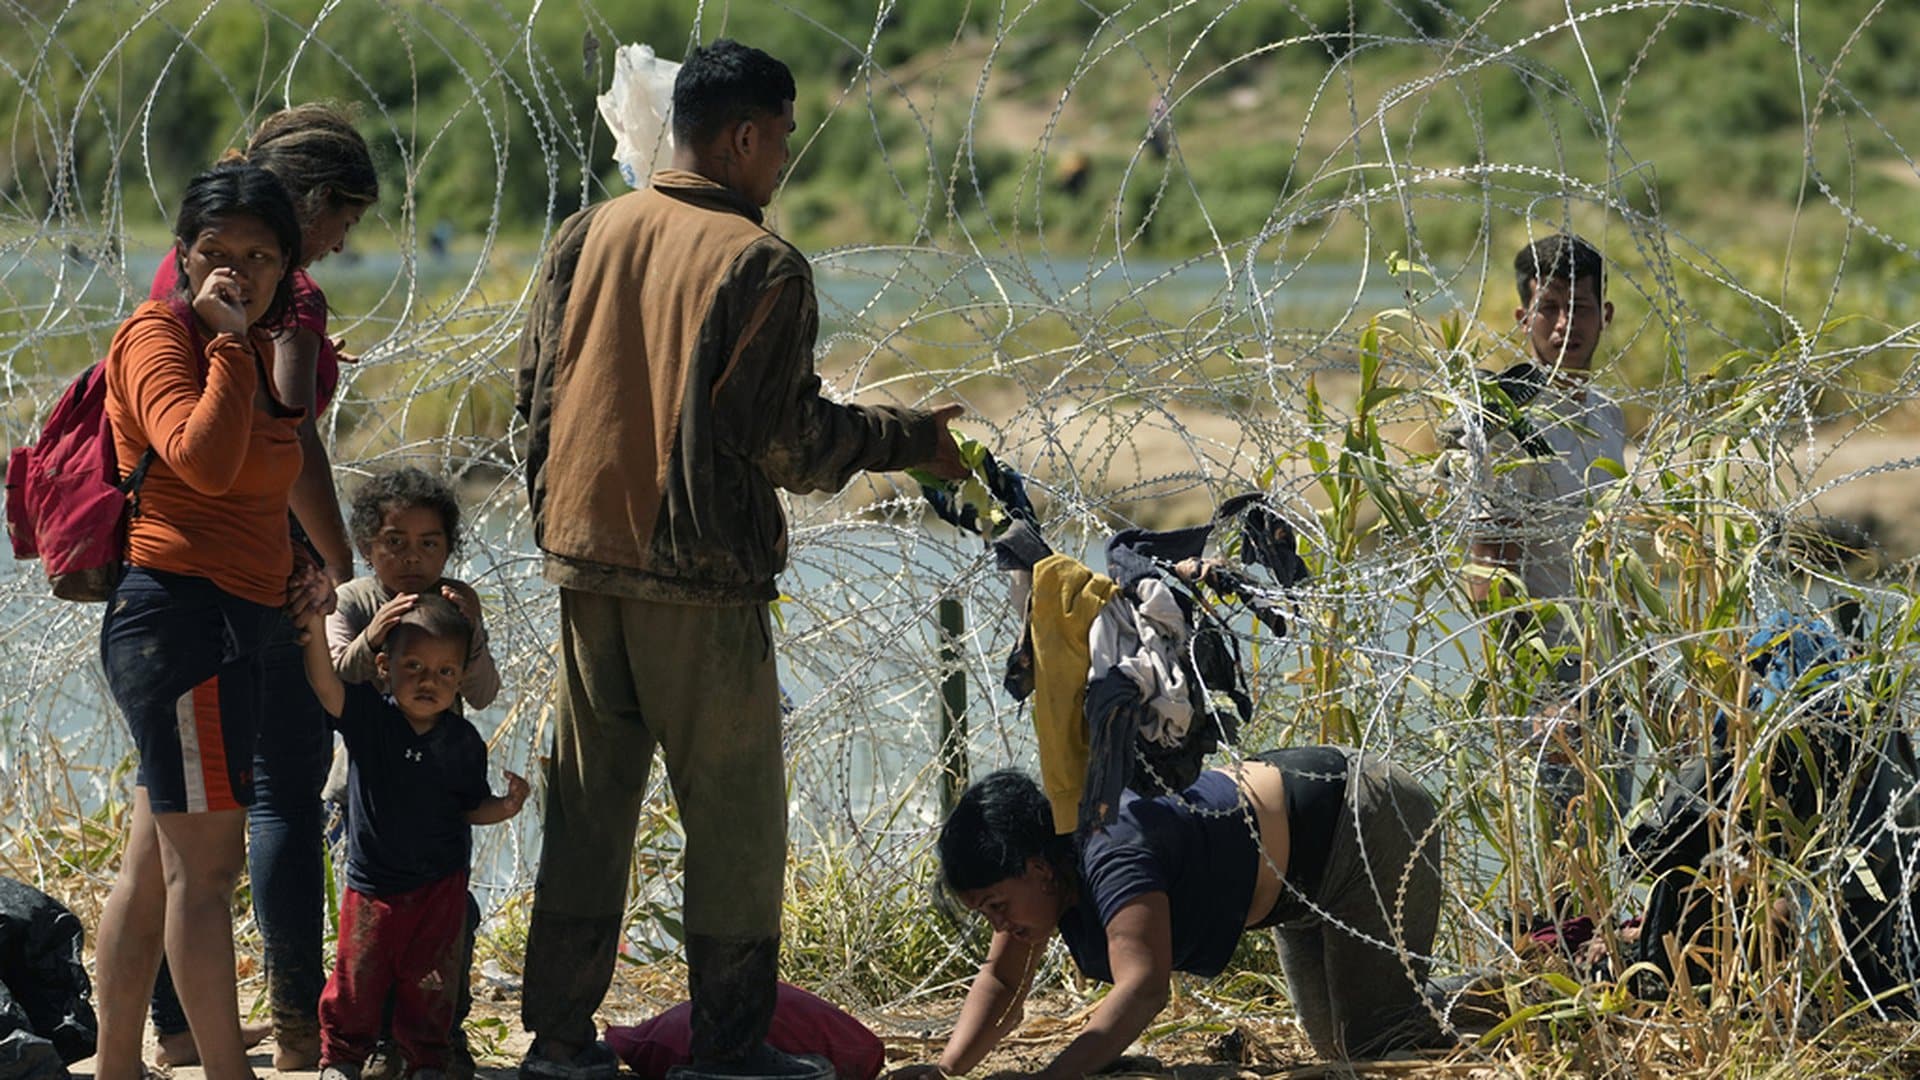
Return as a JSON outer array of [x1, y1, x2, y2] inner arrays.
[[514, 39, 964, 1080]]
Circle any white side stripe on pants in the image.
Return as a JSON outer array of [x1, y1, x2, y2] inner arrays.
[[175, 687, 208, 814]]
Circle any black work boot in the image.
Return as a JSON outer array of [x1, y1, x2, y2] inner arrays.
[[664, 935, 832, 1080]]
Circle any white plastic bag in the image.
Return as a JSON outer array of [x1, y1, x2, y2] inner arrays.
[[596, 43, 680, 189]]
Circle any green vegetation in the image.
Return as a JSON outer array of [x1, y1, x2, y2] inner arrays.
[[6, 2, 1916, 254], [8, 5, 1920, 1073], [7, 1, 1915, 415], [1207, 301, 1920, 1074]]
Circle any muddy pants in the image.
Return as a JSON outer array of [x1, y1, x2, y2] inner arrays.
[[521, 589, 787, 1052], [320, 873, 468, 1070], [1271, 755, 1448, 1059]]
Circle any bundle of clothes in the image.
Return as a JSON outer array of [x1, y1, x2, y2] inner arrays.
[[920, 453, 1310, 836]]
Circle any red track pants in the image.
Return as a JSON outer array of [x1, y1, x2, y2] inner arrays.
[[319, 872, 469, 1070]]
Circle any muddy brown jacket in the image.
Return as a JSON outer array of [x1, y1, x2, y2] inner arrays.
[[516, 170, 939, 605]]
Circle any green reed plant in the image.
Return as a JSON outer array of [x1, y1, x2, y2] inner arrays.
[[1290, 315, 1443, 746], [1490, 323, 1920, 1070], [1242, 260, 1920, 1073]]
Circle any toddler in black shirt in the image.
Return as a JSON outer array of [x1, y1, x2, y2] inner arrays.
[[297, 595, 527, 1080]]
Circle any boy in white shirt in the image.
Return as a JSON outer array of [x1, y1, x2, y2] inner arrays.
[[1446, 232, 1631, 811]]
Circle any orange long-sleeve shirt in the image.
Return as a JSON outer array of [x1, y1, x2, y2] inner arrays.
[[104, 301, 305, 607]]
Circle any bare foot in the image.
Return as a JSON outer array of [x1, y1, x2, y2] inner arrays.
[[154, 1020, 272, 1067], [273, 1023, 322, 1072]]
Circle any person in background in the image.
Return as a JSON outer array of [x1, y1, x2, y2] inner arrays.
[[93, 161, 331, 1080], [514, 37, 965, 1080], [1442, 232, 1631, 815], [1458, 232, 1623, 658], [144, 102, 379, 1073]]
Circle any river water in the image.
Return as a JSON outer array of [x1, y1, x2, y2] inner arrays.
[[0, 240, 1509, 910], [1, 239, 1410, 341]]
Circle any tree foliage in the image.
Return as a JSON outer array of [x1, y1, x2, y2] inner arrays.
[[2, 0, 1916, 257]]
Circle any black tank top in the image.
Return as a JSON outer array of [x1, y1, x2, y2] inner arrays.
[[1252, 746, 1351, 926]]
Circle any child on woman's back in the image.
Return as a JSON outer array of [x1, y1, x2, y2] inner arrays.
[[328, 467, 499, 707], [298, 595, 527, 1080]]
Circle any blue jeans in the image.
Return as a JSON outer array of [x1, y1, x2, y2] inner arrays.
[[153, 620, 331, 1035]]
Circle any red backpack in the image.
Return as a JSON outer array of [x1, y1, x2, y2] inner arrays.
[[5, 362, 155, 601]]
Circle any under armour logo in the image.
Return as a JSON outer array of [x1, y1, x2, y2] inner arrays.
[[405, 749, 423, 762]]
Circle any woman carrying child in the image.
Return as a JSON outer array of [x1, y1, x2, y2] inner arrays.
[[294, 594, 526, 1080], [93, 161, 331, 1080], [889, 751, 1454, 1078], [142, 102, 381, 1073]]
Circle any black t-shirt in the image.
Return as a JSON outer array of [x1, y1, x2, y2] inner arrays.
[[333, 682, 491, 896], [1055, 748, 1351, 982]]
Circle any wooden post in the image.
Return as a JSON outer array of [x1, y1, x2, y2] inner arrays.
[[937, 594, 968, 817]]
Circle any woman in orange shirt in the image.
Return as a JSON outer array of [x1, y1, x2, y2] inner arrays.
[[91, 161, 333, 1080], [144, 106, 379, 1074]]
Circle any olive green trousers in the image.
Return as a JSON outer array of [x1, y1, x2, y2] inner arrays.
[[521, 588, 787, 1050]]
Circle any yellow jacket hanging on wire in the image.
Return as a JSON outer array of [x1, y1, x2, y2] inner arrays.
[[1028, 553, 1122, 834]]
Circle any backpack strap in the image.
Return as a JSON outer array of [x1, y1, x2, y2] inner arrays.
[[119, 447, 156, 493], [110, 297, 203, 511], [119, 447, 156, 519], [102, 341, 156, 507], [1490, 360, 1547, 407]]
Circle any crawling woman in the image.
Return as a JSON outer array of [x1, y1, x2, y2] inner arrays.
[[891, 750, 1453, 1077]]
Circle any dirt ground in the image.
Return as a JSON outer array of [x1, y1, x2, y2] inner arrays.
[[65, 989, 1502, 1080]]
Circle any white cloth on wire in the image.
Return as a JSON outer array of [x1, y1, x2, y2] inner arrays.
[[1087, 578, 1193, 747]]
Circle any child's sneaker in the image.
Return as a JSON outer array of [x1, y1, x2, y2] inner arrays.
[[362, 1042, 401, 1080]]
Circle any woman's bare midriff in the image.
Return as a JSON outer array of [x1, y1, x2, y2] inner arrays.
[[1217, 759, 1293, 926]]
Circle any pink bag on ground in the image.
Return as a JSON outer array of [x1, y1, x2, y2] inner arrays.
[[604, 982, 885, 1080]]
